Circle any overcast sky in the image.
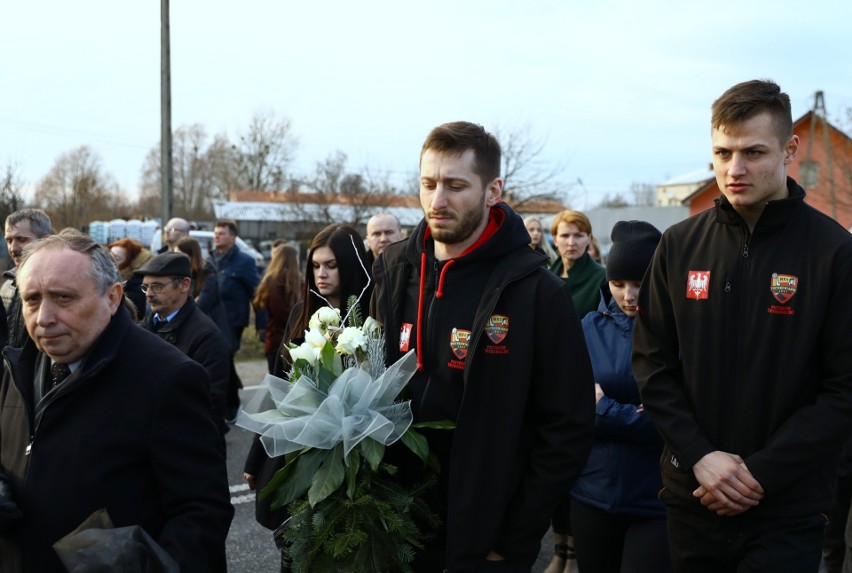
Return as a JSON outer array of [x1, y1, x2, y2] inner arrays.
[[2, 0, 851, 210]]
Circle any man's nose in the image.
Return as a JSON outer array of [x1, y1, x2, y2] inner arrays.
[[729, 154, 747, 177]]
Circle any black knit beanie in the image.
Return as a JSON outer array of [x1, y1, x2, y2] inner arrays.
[[606, 220, 662, 281]]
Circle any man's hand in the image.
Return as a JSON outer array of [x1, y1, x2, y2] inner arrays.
[[594, 383, 605, 404], [692, 451, 764, 515], [485, 551, 505, 561], [244, 472, 256, 491]]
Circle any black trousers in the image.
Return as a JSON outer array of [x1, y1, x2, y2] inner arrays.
[[665, 494, 826, 573], [225, 327, 245, 416], [570, 499, 671, 573]]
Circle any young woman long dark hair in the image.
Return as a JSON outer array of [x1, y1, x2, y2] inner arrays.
[[285, 223, 372, 347], [243, 224, 371, 570]]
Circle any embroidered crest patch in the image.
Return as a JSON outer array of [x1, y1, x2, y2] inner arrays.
[[399, 323, 412, 352], [449, 328, 471, 360], [770, 273, 798, 304], [686, 271, 710, 300], [485, 314, 509, 344]]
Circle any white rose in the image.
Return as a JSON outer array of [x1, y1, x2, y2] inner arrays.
[[304, 328, 328, 349], [335, 327, 367, 356], [309, 307, 341, 332], [288, 341, 318, 366]]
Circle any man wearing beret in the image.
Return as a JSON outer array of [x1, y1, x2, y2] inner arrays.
[[0, 234, 232, 572], [136, 251, 230, 436]]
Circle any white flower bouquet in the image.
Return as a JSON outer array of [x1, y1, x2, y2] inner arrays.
[[237, 301, 447, 572]]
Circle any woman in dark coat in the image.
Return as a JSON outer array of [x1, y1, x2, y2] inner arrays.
[[242, 224, 371, 569]]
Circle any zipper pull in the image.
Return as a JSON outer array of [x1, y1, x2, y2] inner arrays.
[[25, 436, 33, 456], [725, 281, 732, 293]]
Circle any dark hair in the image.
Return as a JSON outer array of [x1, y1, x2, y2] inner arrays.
[[175, 237, 205, 297], [288, 224, 371, 341], [711, 79, 792, 143], [5, 208, 52, 237], [214, 220, 238, 235], [420, 121, 501, 186]]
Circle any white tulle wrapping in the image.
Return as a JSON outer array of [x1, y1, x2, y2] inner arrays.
[[237, 350, 418, 460]]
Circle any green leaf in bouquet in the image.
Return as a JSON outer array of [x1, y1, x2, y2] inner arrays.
[[320, 341, 343, 377], [262, 448, 324, 510], [344, 449, 361, 499], [399, 427, 429, 464], [308, 444, 345, 507], [411, 419, 457, 430], [315, 364, 338, 394], [359, 438, 386, 472]]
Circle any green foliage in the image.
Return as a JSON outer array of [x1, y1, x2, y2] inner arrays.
[[281, 465, 439, 573], [345, 296, 363, 328]]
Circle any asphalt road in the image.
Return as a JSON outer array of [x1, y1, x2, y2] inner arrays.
[[225, 360, 559, 573]]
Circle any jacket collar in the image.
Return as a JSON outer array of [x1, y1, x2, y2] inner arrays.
[[715, 176, 805, 231]]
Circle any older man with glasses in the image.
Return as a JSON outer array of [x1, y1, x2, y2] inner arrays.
[[159, 217, 191, 254], [136, 252, 230, 436]]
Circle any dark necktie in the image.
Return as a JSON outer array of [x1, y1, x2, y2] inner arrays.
[[51, 362, 72, 388]]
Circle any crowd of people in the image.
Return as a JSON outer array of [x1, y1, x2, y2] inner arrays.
[[0, 78, 850, 573]]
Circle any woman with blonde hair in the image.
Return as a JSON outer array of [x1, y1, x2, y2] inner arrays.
[[253, 243, 302, 373], [524, 215, 558, 265]]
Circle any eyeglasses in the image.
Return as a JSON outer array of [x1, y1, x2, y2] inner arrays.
[[166, 227, 189, 233], [140, 278, 180, 294]]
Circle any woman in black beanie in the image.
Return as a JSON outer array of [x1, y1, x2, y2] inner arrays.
[[569, 220, 672, 573]]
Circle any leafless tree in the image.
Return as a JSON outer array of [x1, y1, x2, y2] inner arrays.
[[595, 193, 631, 209], [630, 182, 657, 206], [230, 109, 299, 191], [34, 146, 124, 229], [138, 124, 223, 220], [0, 161, 25, 224], [493, 123, 572, 207]]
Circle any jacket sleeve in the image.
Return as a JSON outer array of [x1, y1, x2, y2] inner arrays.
[[148, 360, 233, 572], [189, 327, 231, 423], [632, 233, 716, 469], [744, 240, 852, 493], [196, 264, 219, 314], [495, 282, 595, 559], [594, 397, 661, 443]]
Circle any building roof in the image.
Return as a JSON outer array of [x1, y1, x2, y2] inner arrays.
[[659, 166, 714, 186]]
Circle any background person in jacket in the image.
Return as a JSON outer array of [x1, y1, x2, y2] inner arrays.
[[0, 233, 233, 573], [136, 251, 230, 437], [108, 237, 152, 317], [544, 208, 606, 573], [548, 209, 607, 317], [159, 216, 191, 253], [570, 220, 670, 573], [212, 219, 260, 422], [2, 208, 51, 348], [252, 242, 302, 374], [175, 236, 233, 349], [365, 212, 402, 269], [370, 121, 595, 572], [632, 79, 852, 573]]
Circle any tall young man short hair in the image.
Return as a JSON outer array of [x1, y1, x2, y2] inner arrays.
[[633, 79, 852, 573], [371, 121, 595, 572]]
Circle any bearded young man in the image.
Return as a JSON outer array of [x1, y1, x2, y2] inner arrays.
[[633, 79, 852, 572], [370, 121, 595, 573]]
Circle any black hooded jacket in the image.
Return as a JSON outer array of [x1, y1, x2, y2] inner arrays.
[[371, 202, 595, 571]]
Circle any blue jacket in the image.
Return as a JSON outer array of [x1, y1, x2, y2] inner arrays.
[[213, 245, 259, 329], [571, 289, 666, 518]]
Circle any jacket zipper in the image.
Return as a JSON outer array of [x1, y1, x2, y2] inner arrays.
[[418, 260, 442, 411]]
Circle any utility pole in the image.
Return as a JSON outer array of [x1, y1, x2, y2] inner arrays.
[[160, 0, 173, 223]]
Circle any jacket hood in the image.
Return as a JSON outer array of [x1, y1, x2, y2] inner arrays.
[[405, 201, 536, 265]]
